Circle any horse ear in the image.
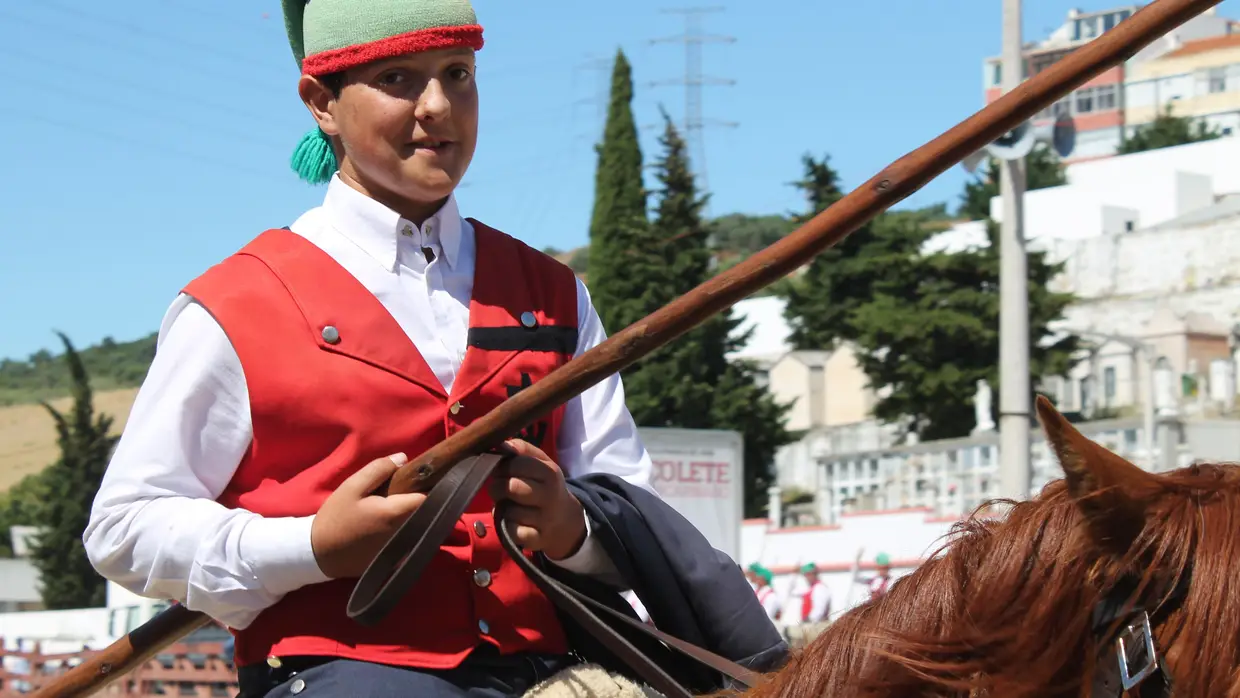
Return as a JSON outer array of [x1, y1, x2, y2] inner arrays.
[[1034, 395, 1158, 553]]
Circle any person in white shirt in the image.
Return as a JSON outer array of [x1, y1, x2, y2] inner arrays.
[[782, 563, 831, 646], [856, 552, 894, 602], [799, 564, 832, 624], [744, 564, 781, 622], [81, 1, 654, 695]]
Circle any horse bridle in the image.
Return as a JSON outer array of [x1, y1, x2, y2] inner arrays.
[[1089, 573, 1189, 697]]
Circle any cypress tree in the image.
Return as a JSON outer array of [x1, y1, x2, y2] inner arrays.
[[586, 48, 660, 337], [29, 332, 116, 608]]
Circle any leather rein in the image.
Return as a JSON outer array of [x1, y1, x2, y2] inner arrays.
[[347, 449, 759, 698]]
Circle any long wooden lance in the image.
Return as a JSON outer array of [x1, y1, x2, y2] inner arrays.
[[35, 0, 1221, 694]]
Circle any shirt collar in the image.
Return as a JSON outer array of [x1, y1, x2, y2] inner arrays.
[[321, 174, 464, 272]]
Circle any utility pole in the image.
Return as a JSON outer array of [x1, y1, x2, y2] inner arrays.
[[648, 6, 737, 207], [998, 0, 1032, 501]]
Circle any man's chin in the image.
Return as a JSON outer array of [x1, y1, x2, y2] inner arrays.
[[397, 168, 461, 198]]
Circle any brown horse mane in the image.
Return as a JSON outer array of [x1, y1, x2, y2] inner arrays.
[[732, 401, 1240, 697]]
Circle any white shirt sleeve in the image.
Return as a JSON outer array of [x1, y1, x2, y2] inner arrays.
[[544, 277, 656, 586], [761, 591, 781, 620], [82, 294, 330, 631], [808, 583, 831, 622]]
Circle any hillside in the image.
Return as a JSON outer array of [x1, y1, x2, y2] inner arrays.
[[0, 387, 138, 492], [0, 333, 156, 406]]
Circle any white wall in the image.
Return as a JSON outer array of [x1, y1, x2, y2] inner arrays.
[[928, 136, 1240, 254], [991, 166, 1219, 242], [728, 296, 792, 367], [742, 509, 962, 621], [1049, 209, 1240, 308]]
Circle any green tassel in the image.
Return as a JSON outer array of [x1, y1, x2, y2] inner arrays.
[[290, 128, 337, 185]]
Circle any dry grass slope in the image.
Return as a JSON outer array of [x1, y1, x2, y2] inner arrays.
[[0, 388, 138, 492]]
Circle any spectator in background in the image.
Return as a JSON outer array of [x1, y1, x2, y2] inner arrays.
[[856, 552, 893, 601], [796, 563, 831, 625], [745, 563, 780, 621]]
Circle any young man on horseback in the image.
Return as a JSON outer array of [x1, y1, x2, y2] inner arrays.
[[82, 1, 656, 695]]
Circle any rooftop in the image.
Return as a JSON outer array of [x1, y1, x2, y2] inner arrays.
[[1162, 32, 1240, 58]]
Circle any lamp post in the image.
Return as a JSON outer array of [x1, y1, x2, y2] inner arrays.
[[997, 0, 1031, 501]]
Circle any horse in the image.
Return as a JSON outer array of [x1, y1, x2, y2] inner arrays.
[[732, 395, 1234, 697], [503, 394, 1233, 697]]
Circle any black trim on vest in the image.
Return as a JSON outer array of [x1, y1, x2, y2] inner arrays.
[[468, 326, 579, 354]]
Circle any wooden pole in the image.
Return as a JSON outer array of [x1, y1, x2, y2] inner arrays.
[[35, 1, 1222, 694]]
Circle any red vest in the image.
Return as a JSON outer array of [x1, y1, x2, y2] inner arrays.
[[182, 221, 579, 670]]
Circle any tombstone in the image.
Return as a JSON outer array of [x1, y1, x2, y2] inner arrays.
[[1153, 358, 1178, 417], [972, 379, 996, 434], [1209, 359, 1235, 412]]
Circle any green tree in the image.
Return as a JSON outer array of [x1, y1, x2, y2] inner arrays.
[[634, 112, 793, 516], [845, 195, 1080, 439], [1118, 103, 1222, 155], [781, 154, 888, 352], [585, 48, 660, 336], [27, 332, 118, 609], [0, 472, 52, 558]]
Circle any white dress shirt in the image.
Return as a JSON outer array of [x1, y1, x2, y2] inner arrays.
[[83, 175, 654, 630]]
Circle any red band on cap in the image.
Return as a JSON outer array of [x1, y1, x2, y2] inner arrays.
[[302, 24, 484, 76]]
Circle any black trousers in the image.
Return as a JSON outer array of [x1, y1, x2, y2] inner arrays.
[[237, 644, 581, 697]]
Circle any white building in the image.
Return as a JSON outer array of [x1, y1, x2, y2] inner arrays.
[[733, 134, 1240, 527]]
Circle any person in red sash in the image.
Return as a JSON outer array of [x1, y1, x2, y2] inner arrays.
[[795, 563, 831, 625], [82, 1, 653, 696], [744, 564, 780, 622]]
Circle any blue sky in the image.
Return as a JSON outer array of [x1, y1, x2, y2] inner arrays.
[[2, 0, 1236, 360]]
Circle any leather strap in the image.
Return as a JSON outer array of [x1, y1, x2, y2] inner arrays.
[[348, 451, 506, 625], [494, 499, 759, 698], [348, 451, 758, 697]]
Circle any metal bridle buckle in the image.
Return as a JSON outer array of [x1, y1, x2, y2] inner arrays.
[[1117, 611, 1158, 691]]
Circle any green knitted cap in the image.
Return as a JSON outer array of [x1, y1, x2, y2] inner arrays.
[[280, 0, 484, 183], [875, 552, 891, 566], [746, 563, 773, 584]]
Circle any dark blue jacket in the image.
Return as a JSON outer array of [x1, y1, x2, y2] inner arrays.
[[543, 473, 789, 693]]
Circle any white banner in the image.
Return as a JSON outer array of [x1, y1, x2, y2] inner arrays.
[[638, 427, 744, 561]]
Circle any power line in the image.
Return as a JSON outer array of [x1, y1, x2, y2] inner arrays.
[[647, 6, 737, 205], [574, 55, 614, 142]]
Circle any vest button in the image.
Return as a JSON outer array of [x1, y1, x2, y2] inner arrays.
[[478, 619, 490, 634], [520, 311, 537, 328], [473, 520, 486, 537], [290, 678, 306, 695], [449, 402, 463, 415], [473, 569, 492, 587], [321, 326, 341, 345], [266, 656, 282, 669]]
